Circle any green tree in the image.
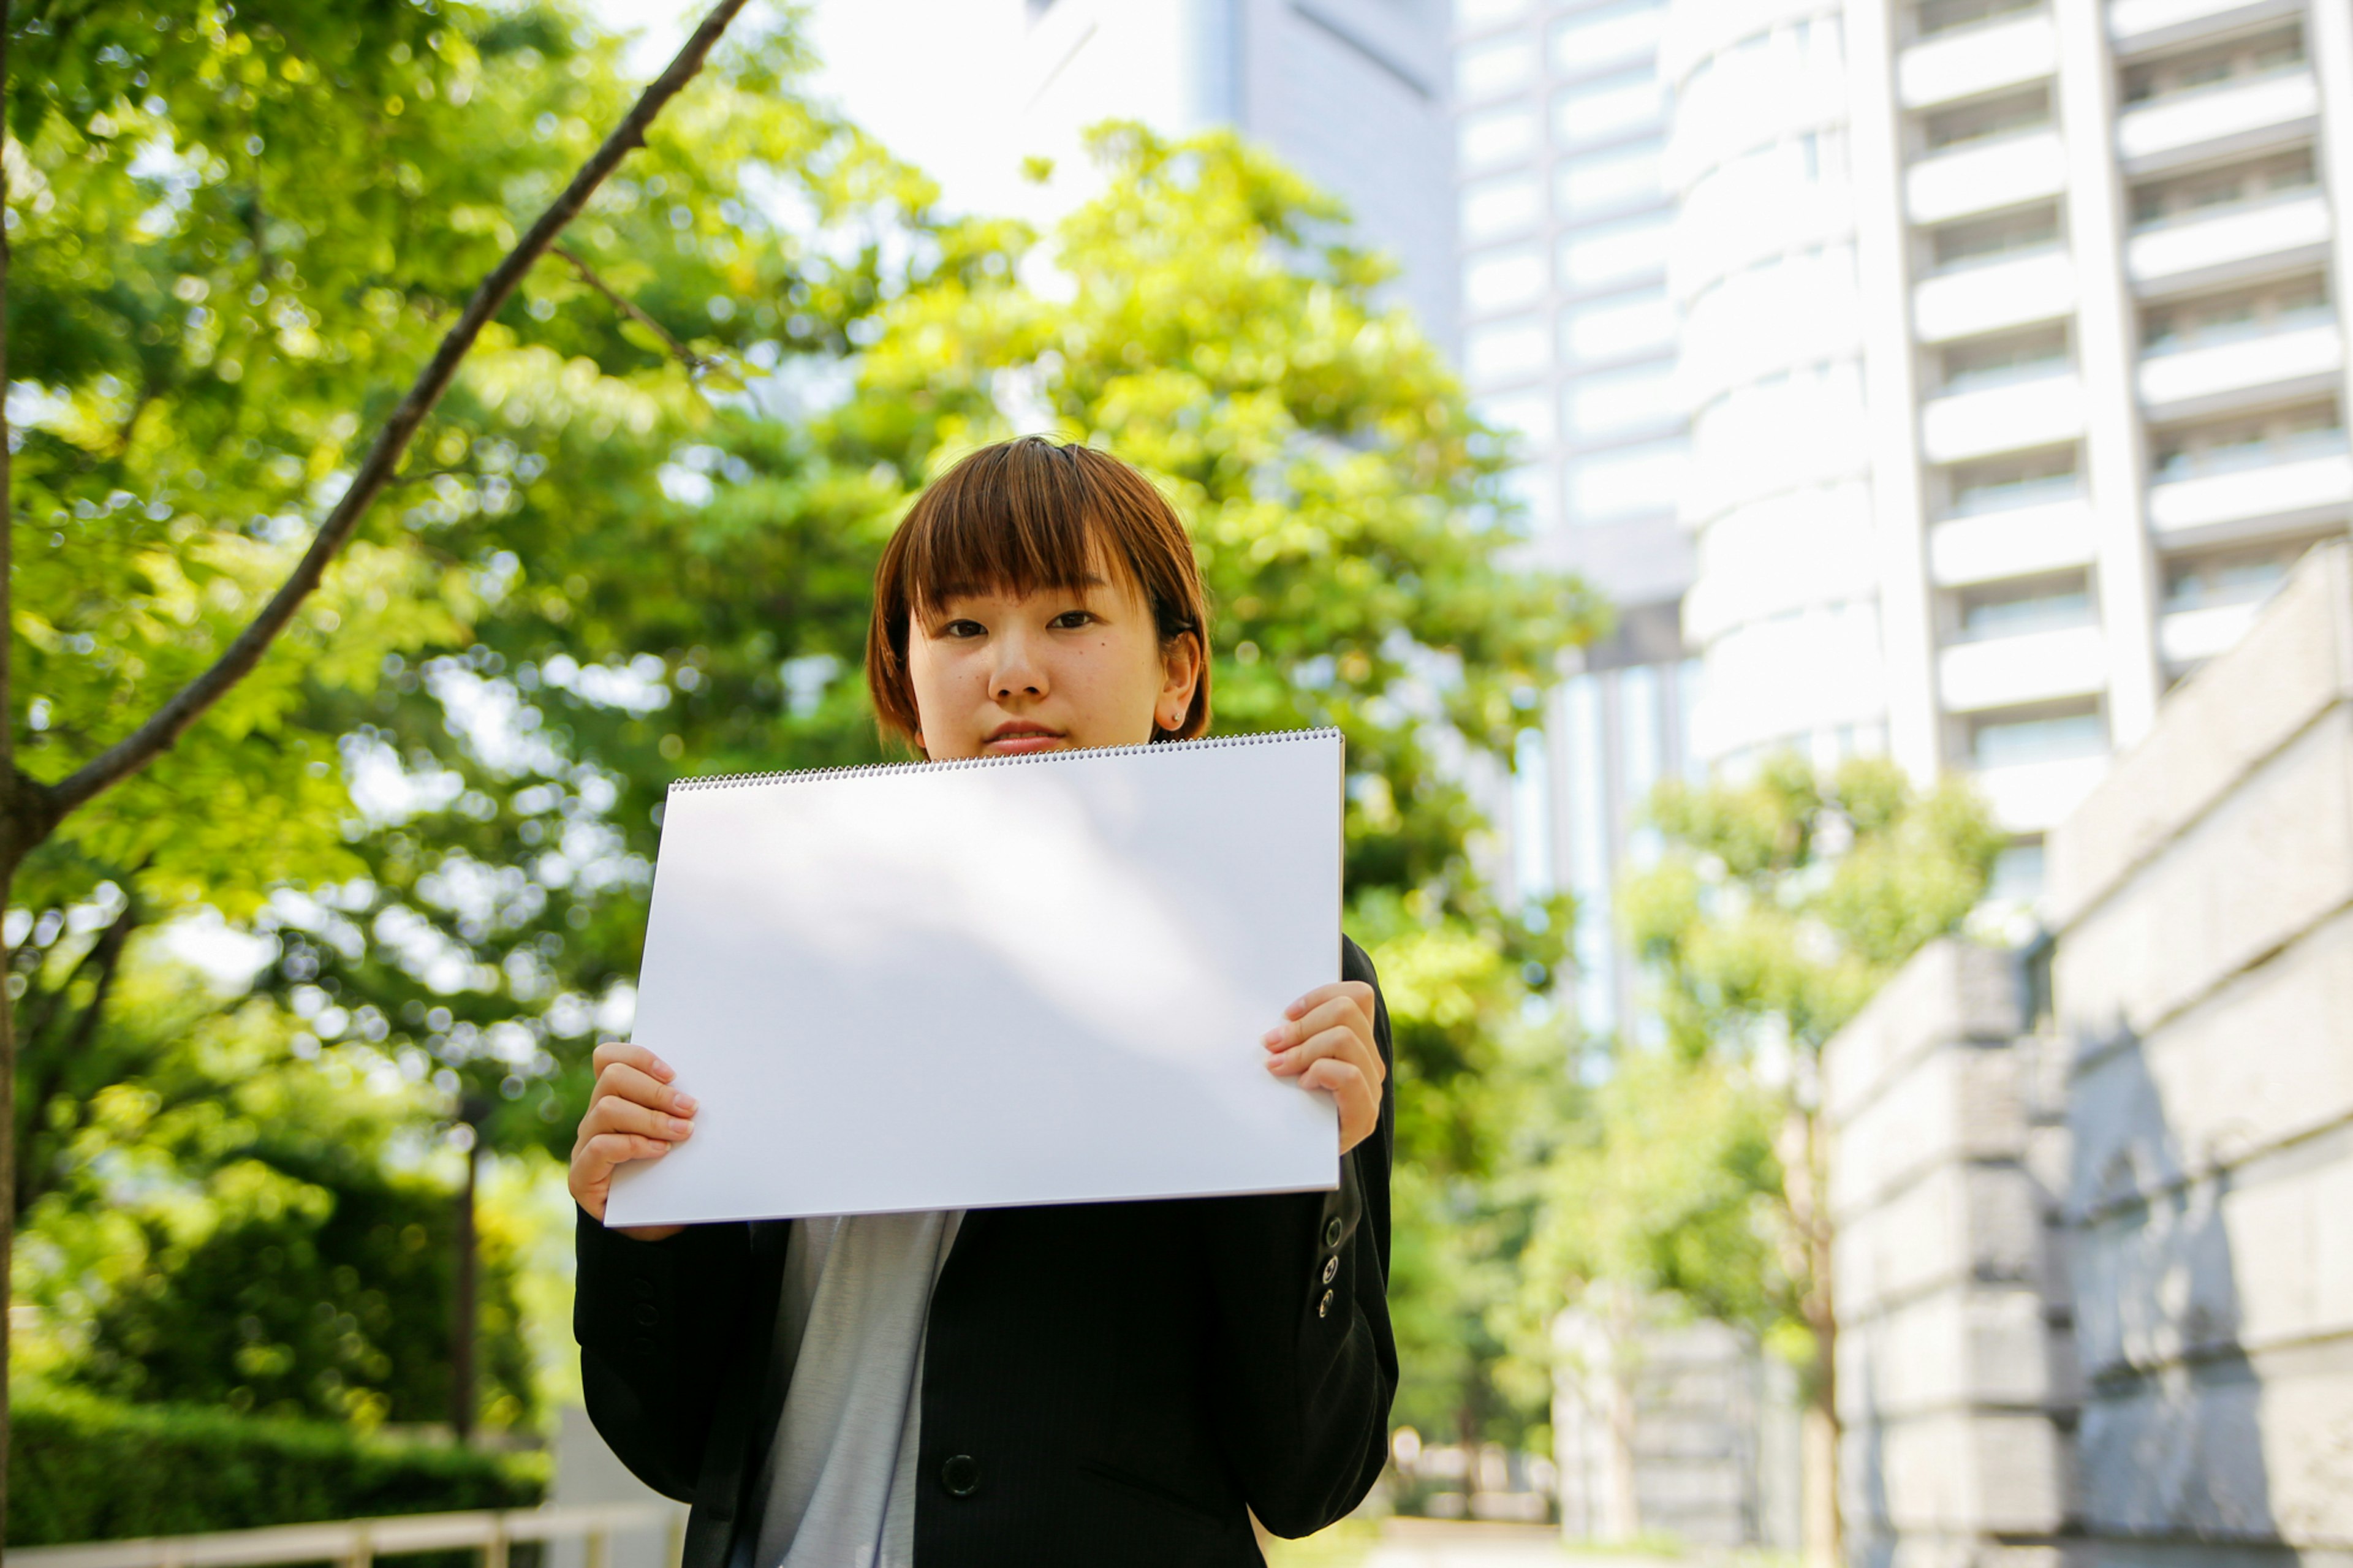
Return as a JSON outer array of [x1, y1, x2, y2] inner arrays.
[[1618, 752, 2003, 1567], [13, 932, 536, 1428], [4, 0, 758, 1523], [1507, 1049, 1778, 1538]]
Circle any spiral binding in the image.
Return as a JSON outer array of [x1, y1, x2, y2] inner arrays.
[[669, 727, 1343, 793]]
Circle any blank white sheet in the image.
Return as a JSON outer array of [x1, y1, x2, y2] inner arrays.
[[604, 730, 1343, 1227]]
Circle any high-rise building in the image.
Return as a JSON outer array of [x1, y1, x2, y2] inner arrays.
[[1450, 0, 1701, 1040], [1672, 0, 2353, 890], [1015, 0, 1459, 353]]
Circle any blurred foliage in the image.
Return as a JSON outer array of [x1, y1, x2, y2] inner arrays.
[[7, 1385, 544, 1544], [11, 0, 1597, 1454], [11, 922, 536, 1428], [1593, 754, 2003, 1464], [1624, 752, 2005, 1061]]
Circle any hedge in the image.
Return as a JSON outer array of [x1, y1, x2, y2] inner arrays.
[[9, 1387, 548, 1545]]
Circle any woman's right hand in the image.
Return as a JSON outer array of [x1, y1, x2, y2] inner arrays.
[[569, 1040, 697, 1241]]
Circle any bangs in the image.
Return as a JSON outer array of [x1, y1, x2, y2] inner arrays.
[[897, 441, 1126, 621], [865, 437, 1214, 749]]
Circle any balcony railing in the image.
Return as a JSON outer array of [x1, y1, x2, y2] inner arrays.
[[2143, 302, 2335, 357], [2153, 425, 2348, 482]]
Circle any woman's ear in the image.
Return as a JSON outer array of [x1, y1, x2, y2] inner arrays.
[[1158, 631, 1204, 732]]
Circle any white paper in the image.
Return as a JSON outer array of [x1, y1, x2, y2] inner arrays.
[[604, 730, 1344, 1227]]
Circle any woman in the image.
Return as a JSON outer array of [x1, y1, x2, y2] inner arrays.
[[570, 437, 1396, 1566]]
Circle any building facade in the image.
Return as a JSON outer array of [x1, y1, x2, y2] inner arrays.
[[1672, 0, 2353, 870], [1449, 0, 1703, 1041], [1016, 0, 1459, 354]]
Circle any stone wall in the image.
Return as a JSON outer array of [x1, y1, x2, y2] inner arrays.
[[1826, 542, 2353, 1568], [1552, 1311, 1803, 1549], [1822, 942, 2077, 1568], [2044, 542, 2353, 1562]]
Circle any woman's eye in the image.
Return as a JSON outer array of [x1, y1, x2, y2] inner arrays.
[[1051, 611, 1094, 629], [942, 619, 985, 639]]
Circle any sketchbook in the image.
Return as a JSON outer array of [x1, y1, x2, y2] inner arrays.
[[602, 729, 1346, 1227]]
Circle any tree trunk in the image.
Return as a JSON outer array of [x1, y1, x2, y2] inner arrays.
[[1786, 1104, 1843, 1568], [451, 1131, 479, 1441], [1604, 1358, 1641, 1543]]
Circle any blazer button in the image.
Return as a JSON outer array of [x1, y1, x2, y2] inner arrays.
[[1322, 1256, 1339, 1284], [1319, 1288, 1335, 1319], [1322, 1216, 1344, 1249], [941, 1454, 981, 1497], [633, 1302, 659, 1327]]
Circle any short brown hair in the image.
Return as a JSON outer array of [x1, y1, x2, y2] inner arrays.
[[864, 437, 1213, 751]]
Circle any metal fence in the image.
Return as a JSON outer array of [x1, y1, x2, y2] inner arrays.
[[10, 1503, 681, 1568]]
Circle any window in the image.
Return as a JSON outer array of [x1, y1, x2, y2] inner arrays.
[[1457, 0, 1535, 26], [2123, 23, 2302, 104], [1930, 202, 2061, 271], [1969, 704, 2106, 768], [1916, 0, 2039, 38], [1466, 316, 1550, 381], [1464, 244, 1547, 312], [2142, 275, 2330, 354], [1939, 325, 2070, 393], [1549, 1, 1664, 77], [1922, 86, 2050, 151], [1458, 37, 1538, 100], [1458, 105, 1540, 170], [1561, 287, 1674, 361], [1461, 173, 1543, 243], [2163, 542, 2308, 611], [1556, 140, 1662, 215], [1564, 362, 1678, 436], [1987, 838, 2045, 903], [2151, 400, 2345, 482], [1567, 437, 1686, 519], [1953, 571, 2094, 642], [1479, 388, 1557, 446], [1558, 213, 1669, 289], [1553, 69, 1665, 145], [2131, 147, 2316, 229], [1945, 445, 2080, 515]]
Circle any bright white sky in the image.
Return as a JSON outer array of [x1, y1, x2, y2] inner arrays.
[[590, 0, 1031, 218]]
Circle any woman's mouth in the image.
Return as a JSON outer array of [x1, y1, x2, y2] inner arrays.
[[983, 724, 1066, 754]]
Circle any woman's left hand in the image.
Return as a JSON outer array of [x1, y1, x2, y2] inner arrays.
[[1264, 980, 1385, 1154]]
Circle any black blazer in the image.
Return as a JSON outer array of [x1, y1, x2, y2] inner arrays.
[[574, 938, 1398, 1567]]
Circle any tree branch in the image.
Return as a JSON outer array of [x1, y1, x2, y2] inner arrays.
[[553, 243, 709, 373], [35, 0, 754, 829]]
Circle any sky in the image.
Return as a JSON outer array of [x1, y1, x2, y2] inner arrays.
[[589, 0, 1033, 219]]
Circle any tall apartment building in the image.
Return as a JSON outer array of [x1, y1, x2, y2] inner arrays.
[[1451, 0, 1702, 1039], [1672, 0, 2353, 887], [1016, 0, 1458, 353]]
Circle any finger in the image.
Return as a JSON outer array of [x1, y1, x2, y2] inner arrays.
[[1283, 980, 1374, 1023], [1265, 993, 1374, 1054], [577, 1130, 678, 1173], [1300, 1059, 1380, 1151], [594, 1061, 698, 1116], [593, 1040, 675, 1083], [581, 1095, 697, 1144], [1266, 1023, 1379, 1081]]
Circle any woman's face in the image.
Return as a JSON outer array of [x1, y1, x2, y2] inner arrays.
[[905, 563, 1201, 760]]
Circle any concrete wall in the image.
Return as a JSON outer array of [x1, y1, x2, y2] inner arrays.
[[1822, 942, 2078, 1568], [1826, 541, 2353, 1568], [2044, 541, 2353, 1562], [1553, 1310, 1803, 1549]]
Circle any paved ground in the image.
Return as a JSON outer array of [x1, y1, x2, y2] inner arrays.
[[1358, 1520, 1613, 1566]]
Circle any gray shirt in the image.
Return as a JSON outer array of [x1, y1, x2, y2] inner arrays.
[[751, 1209, 966, 1568]]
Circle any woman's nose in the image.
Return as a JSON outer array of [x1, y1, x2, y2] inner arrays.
[[990, 633, 1047, 698]]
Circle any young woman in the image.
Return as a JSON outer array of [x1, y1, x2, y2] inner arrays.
[[570, 437, 1397, 1567]]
